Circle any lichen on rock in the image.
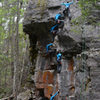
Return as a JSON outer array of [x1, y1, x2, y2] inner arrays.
[[23, 0, 100, 100]]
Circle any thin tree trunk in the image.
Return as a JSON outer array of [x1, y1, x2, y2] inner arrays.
[[11, 16, 14, 80], [4, 65, 7, 88], [13, 0, 20, 99]]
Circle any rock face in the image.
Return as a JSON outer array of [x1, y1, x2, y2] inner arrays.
[[23, 0, 100, 100]]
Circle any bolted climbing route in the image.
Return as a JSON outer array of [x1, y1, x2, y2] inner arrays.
[[44, 1, 75, 99], [23, 0, 85, 99]]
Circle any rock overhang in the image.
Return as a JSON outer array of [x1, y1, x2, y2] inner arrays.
[[23, 20, 54, 35], [23, 0, 84, 54]]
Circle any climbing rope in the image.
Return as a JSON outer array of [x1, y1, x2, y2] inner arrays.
[[43, 0, 75, 99]]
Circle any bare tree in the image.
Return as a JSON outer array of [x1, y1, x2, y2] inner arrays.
[[13, 0, 20, 99]]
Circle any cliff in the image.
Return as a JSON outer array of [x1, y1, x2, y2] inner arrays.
[[22, 0, 100, 100]]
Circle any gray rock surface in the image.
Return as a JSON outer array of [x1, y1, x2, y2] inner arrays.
[[23, 0, 100, 100]]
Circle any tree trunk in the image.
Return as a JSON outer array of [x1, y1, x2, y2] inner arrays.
[[13, 0, 20, 100]]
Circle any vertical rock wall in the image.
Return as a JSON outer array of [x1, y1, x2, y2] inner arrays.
[[23, 0, 100, 100]]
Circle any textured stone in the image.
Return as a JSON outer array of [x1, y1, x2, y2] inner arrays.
[[43, 71, 54, 84], [68, 58, 74, 71], [44, 85, 53, 98], [23, 0, 100, 99]]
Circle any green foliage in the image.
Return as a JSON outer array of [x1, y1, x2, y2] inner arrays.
[[37, 0, 47, 17], [70, 28, 81, 34], [71, 16, 82, 25], [37, 0, 47, 7], [0, 0, 29, 98], [96, 22, 100, 26], [0, 87, 12, 99], [78, 0, 100, 24]]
